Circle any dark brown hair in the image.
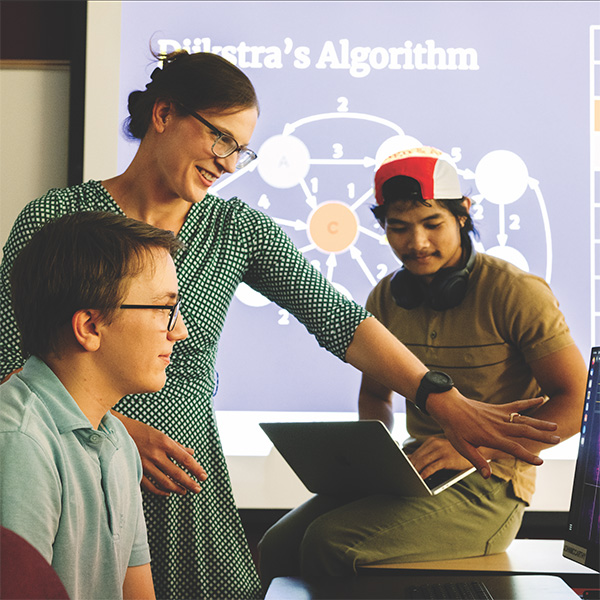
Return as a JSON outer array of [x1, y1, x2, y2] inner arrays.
[[124, 50, 260, 140], [11, 211, 184, 358]]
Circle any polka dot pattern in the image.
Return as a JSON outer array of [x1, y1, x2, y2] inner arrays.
[[0, 181, 370, 599]]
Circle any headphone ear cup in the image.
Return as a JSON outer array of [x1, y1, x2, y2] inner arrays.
[[428, 243, 477, 310], [390, 243, 476, 311], [429, 273, 469, 310], [390, 268, 426, 310]]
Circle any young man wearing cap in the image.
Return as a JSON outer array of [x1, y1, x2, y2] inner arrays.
[[258, 146, 586, 583], [0, 212, 192, 599]]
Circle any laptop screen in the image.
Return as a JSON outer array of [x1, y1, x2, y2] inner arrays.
[[563, 346, 600, 572]]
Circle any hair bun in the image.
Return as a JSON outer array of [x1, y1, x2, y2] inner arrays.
[[149, 67, 162, 84], [127, 90, 144, 112]]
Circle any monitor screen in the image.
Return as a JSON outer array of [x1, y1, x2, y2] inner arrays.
[[563, 346, 600, 572]]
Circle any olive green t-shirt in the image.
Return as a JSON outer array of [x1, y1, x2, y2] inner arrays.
[[366, 252, 574, 503]]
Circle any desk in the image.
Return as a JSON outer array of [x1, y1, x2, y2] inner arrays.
[[358, 540, 599, 590], [265, 574, 582, 599], [265, 541, 598, 599]]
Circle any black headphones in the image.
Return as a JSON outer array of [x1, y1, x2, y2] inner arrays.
[[390, 240, 476, 311]]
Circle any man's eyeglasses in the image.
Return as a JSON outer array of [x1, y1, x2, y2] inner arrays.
[[178, 104, 257, 170], [120, 295, 182, 331]]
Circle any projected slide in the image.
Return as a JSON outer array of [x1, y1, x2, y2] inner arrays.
[[114, 2, 598, 413]]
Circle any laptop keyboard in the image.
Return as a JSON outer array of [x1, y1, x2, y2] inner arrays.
[[407, 580, 494, 599]]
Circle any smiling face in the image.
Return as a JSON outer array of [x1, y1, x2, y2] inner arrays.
[[151, 102, 258, 205], [384, 199, 468, 283], [95, 247, 188, 397]]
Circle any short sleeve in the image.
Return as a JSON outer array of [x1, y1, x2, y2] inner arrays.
[[497, 271, 574, 363]]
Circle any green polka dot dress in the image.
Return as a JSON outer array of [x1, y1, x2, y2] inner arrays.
[[0, 181, 370, 600]]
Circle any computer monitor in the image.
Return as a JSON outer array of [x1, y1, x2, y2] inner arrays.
[[563, 347, 600, 572]]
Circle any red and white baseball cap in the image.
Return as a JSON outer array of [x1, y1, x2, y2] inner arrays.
[[374, 146, 461, 206]]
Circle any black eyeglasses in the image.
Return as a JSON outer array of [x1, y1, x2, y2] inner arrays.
[[120, 295, 182, 331], [178, 104, 257, 170]]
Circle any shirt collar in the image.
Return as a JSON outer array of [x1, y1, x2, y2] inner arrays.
[[19, 356, 97, 434]]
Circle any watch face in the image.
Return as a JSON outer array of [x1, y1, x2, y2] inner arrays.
[[430, 371, 453, 387], [415, 371, 454, 414]]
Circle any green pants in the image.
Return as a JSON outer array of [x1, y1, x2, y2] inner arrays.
[[258, 473, 526, 586]]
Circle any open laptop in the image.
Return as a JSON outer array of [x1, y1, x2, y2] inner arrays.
[[259, 419, 475, 498]]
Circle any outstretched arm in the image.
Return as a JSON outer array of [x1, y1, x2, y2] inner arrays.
[[346, 317, 560, 478], [358, 372, 395, 432]]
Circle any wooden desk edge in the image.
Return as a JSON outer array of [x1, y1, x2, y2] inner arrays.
[[358, 539, 597, 575]]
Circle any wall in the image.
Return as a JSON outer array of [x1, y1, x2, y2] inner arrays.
[[0, 65, 70, 251], [0, 1, 79, 250]]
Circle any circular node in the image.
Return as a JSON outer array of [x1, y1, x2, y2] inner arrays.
[[307, 201, 359, 254], [485, 245, 529, 272], [475, 150, 529, 205], [234, 282, 271, 307], [375, 135, 422, 168], [257, 134, 311, 189], [332, 282, 354, 301]]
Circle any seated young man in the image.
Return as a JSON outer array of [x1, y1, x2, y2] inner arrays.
[[0, 211, 191, 600], [258, 146, 586, 584]]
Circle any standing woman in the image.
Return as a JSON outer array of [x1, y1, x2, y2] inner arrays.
[[0, 51, 560, 600]]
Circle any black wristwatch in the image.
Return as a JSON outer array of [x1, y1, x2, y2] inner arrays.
[[415, 371, 454, 414]]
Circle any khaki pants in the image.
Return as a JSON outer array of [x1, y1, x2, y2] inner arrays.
[[258, 473, 526, 587]]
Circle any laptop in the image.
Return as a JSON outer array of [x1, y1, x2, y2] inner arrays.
[[259, 419, 475, 498]]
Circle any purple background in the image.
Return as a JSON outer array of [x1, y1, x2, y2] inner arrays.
[[117, 1, 598, 412]]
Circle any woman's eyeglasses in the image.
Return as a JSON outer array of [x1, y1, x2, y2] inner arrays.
[[178, 104, 257, 170]]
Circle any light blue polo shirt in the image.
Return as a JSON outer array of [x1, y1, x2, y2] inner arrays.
[[0, 356, 151, 600]]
